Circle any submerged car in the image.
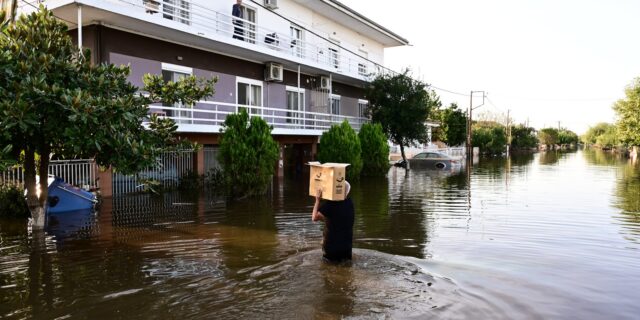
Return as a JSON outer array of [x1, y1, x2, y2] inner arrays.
[[405, 151, 462, 170]]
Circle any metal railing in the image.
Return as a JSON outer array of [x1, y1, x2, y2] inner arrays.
[[113, 0, 384, 80], [1, 159, 97, 188], [148, 100, 369, 131], [112, 149, 194, 195]]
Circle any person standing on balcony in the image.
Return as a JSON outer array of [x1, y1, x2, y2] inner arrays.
[[232, 0, 244, 41], [311, 182, 355, 263]]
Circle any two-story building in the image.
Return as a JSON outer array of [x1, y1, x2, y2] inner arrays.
[[21, 0, 408, 192]]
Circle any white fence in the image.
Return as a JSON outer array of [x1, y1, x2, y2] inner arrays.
[[1, 159, 97, 188], [112, 150, 194, 196], [148, 101, 369, 132]]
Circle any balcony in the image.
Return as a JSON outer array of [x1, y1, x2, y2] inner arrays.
[[42, 0, 385, 83], [146, 101, 369, 135]]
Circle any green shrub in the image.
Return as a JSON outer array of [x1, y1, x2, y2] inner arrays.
[[0, 184, 29, 218], [358, 123, 389, 176], [472, 124, 507, 155], [218, 110, 279, 197], [178, 170, 203, 191], [318, 120, 362, 180]]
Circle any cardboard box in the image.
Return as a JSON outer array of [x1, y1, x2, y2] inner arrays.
[[308, 162, 350, 201]]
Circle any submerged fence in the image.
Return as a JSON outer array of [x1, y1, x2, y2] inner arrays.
[[112, 150, 194, 196], [1, 159, 97, 188]]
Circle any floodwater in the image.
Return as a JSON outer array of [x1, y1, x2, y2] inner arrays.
[[1, 149, 639, 319]]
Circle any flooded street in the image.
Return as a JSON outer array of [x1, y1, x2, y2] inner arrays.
[[1, 150, 639, 319]]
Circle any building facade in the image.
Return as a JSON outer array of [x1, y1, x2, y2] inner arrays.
[[22, 0, 408, 190]]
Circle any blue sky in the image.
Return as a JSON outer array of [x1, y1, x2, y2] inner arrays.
[[343, 0, 640, 134]]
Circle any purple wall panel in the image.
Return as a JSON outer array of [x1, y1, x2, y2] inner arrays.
[[194, 69, 236, 104], [109, 52, 161, 88]]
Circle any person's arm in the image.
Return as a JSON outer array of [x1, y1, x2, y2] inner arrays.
[[312, 189, 325, 222]]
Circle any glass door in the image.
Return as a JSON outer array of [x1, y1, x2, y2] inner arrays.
[[162, 69, 192, 124], [237, 82, 262, 115]]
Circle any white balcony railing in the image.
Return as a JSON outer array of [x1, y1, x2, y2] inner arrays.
[[147, 101, 369, 132], [112, 0, 383, 80]]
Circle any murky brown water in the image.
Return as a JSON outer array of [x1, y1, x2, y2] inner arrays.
[[1, 150, 639, 319]]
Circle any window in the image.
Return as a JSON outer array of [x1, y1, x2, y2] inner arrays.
[[358, 49, 368, 76], [237, 77, 262, 115], [290, 25, 304, 58], [161, 63, 193, 124], [162, 0, 190, 25], [331, 95, 341, 115], [329, 48, 339, 70], [286, 87, 304, 125], [241, 5, 257, 44], [358, 99, 368, 118]]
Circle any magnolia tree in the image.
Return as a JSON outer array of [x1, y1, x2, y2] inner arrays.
[[0, 8, 216, 228]]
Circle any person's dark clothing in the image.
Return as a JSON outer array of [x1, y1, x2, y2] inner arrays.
[[319, 197, 355, 262], [232, 3, 244, 40]]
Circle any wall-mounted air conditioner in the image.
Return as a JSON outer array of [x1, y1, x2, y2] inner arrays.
[[264, 0, 278, 9], [319, 76, 331, 90], [265, 62, 283, 82]]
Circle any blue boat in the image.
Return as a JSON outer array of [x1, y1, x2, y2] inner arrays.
[[46, 177, 98, 214]]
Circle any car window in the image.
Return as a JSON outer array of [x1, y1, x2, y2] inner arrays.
[[413, 153, 427, 159], [426, 153, 440, 159]]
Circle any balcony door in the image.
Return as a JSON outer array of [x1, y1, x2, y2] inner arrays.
[[286, 87, 304, 126], [162, 0, 190, 25], [290, 25, 304, 58], [241, 5, 257, 44], [237, 78, 262, 115], [162, 63, 193, 124]]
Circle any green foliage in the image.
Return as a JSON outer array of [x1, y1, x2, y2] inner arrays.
[[472, 123, 507, 155], [204, 167, 225, 190], [318, 120, 363, 180], [538, 128, 559, 146], [582, 122, 615, 145], [557, 129, 579, 145], [432, 103, 467, 146], [0, 7, 215, 221], [178, 170, 203, 191], [510, 125, 538, 149], [218, 110, 279, 197], [358, 123, 389, 176], [0, 184, 29, 218], [613, 78, 640, 146], [365, 70, 440, 160]]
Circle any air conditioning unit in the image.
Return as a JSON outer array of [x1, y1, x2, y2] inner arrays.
[[319, 76, 331, 90], [265, 62, 283, 82], [264, 0, 278, 9]]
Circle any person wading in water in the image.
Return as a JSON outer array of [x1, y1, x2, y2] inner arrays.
[[311, 181, 355, 263]]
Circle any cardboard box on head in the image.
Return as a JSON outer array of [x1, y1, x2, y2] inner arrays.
[[308, 162, 350, 201]]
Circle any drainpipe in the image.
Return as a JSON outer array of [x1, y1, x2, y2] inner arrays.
[[77, 4, 82, 50]]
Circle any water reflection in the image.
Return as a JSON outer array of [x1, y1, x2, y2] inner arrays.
[[1, 151, 640, 318], [614, 161, 640, 244]]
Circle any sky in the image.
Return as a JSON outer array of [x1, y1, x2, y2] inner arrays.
[[342, 0, 640, 134]]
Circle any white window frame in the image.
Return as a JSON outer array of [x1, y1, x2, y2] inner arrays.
[[241, 4, 258, 44], [330, 94, 341, 115], [328, 37, 340, 70], [358, 99, 369, 118], [286, 86, 305, 125], [358, 49, 368, 76], [290, 25, 305, 58], [161, 63, 193, 124], [236, 76, 263, 115]]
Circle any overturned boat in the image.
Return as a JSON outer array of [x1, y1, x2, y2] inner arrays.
[[32, 176, 98, 214]]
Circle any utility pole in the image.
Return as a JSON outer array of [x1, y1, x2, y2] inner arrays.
[[506, 109, 511, 156], [466, 90, 486, 157]]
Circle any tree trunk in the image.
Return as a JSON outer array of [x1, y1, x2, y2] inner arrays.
[[24, 149, 50, 229], [399, 142, 409, 170]]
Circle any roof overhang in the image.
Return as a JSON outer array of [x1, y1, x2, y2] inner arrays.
[[292, 0, 409, 47]]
